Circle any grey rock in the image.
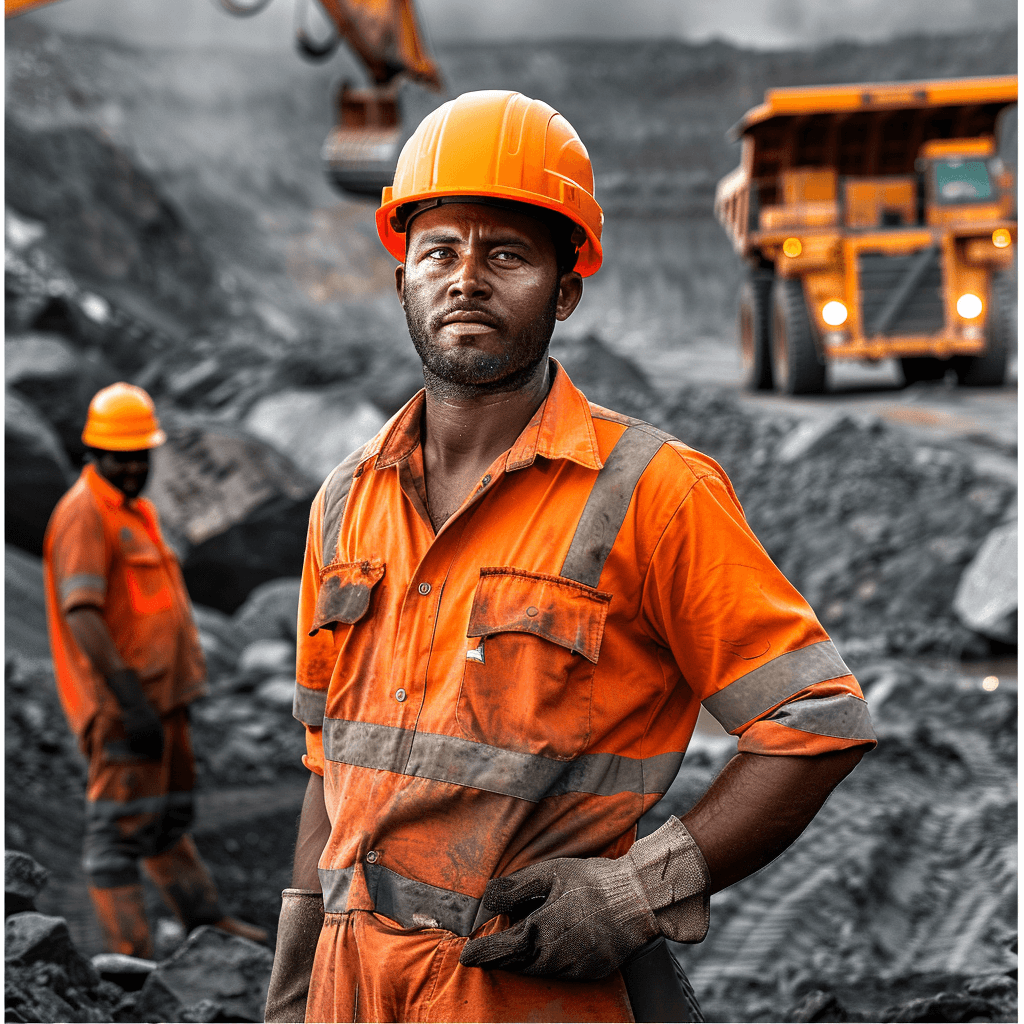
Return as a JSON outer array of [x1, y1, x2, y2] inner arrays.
[[244, 387, 386, 484], [145, 420, 317, 612], [91, 951, 157, 992], [238, 639, 295, 677], [135, 969, 186, 1023], [5, 389, 75, 555], [256, 676, 298, 710], [953, 520, 1017, 642], [5, 912, 101, 990], [5, 850, 50, 912], [144, 924, 273, 1024], [4, 545, 50, 660], [232, 577, 303, 646], [776, 413, 857, 464], [5, 332, 119, 463]]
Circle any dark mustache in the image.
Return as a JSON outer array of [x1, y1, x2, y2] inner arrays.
[[429, 305, 504, 331]]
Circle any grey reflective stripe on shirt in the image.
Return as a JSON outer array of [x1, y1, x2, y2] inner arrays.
[[765, 693, 876, 741], [318, 863, 491, 936], [322, 717, 683, 803], [293, 682, 328, 728], [702, 640, 852, 733], [321, 443, 368, 565], [60, 573, 107, 603], [560, 423, 669, 588]]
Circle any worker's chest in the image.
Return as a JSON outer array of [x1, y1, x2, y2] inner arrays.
[[317, 459, 651, 761]]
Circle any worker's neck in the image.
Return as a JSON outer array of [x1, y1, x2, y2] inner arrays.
[[420, 357, 551, 472]]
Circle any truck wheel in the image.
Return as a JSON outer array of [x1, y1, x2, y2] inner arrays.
[[900, 357, 948, 386], [954, 278, 1011, 387], [738, 272, 774, 391], [771, 278, 826, 394]]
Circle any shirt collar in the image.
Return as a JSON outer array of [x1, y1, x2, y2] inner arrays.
[[371, 359, 603, 474], [83, 462, 129, 509]]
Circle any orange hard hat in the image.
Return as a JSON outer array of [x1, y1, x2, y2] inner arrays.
[[377, 90, 604, 276], [81, 383, 166, 451]]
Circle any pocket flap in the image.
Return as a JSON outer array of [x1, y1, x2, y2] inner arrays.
[[467, 568, 611, 664], [311, 560, 385, 634], [123, 548, 163, 566]]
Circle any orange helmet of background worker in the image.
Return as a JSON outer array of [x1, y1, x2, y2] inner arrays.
[[81, 382, 166, 451], [377, 90, 604, 276]]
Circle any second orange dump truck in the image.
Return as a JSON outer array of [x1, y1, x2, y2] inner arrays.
[[715, 75, 1017, 393]]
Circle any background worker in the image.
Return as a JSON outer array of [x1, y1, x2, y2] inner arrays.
[[43, 382, 266, 959], [265, 91, 876, 1023]]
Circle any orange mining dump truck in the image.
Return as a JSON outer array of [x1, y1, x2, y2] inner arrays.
[[715, 75, 1017, 393]]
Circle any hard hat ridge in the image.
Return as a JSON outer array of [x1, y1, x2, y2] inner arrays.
[[377, 90, 604, 276]]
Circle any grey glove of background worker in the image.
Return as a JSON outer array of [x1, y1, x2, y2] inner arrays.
[[459, 816, 709, 981], [264, 889, 325, 1023], [105, 668, 164, 761]]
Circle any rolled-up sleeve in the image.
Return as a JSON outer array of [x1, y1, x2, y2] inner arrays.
[[643, 468, 876, 756], [50, 503, 109, 614]]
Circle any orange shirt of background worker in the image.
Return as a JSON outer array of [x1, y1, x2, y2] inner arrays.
[[44, 461, 205, 742]]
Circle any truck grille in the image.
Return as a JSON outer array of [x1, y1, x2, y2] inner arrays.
[[858, 250, 945, 336]]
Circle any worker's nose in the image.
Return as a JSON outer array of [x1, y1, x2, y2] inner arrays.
[[447, 254, 491, 300]]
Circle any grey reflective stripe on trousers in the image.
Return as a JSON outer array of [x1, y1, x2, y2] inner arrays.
[[86, 790, 194, 824], [59, 572, 107, 602], [561, 421, 670, 588], [702, 640, 852, 732], [319, 863, 490, 936], [766, 693, 876, 741], [294, 681, 328, 728], [321, 718, 684, 803]]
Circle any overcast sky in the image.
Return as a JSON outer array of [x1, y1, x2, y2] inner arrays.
[[18, 0, 1019, 51]]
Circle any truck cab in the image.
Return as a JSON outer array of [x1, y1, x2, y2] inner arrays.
[[715, 76, 1017, 393]]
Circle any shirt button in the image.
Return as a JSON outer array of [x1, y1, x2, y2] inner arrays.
[[526, 606, 539, 617], [418, 582, 431, 595], [481, 474, 492, 486], [395, 688, 407, 702], [366, 851, 379, 864]]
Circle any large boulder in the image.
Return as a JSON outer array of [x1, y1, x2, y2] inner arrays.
[[136, 925, 274, 1024], [5, 850, 49, 917], [243, 387, 387, 484], [146, 419, 317, 613], [5, 332, 119, 464], [5, 389, 74, 555], [953, 520, 1017, 644]]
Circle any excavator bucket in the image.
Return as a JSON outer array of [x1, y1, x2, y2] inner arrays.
[[322, 83, 402, 196]]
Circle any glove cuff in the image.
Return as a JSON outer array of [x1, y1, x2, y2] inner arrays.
[[627, 816, 710, 944], [264, 889, 325, 1023]]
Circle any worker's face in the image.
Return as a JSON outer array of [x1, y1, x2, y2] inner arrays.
[[396, 204, 583, 392], [92, 449, 151, 499]]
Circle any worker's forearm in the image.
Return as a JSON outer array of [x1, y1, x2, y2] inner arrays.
[[65, 606, 126, 678], [681, 748, 864, 894], [291, 772, 331, 890]]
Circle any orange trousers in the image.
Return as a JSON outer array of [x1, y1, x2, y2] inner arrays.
[[306, 910, 635, 1023]]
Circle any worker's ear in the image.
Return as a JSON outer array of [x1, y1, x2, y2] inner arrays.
[[555, 271, 583, 322], [395, 263, 406, 308]]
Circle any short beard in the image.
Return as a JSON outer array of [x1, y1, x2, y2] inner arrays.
[[404, 282, 559, 399]]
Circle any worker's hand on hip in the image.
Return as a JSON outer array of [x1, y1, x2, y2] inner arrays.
[[106, 668, 165, 761], [459, 817, 710, 980]]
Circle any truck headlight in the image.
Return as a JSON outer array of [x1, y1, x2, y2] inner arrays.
[[822, 300, 848, 326], [783, 237, 802, 257], [956, 293, 983, 319], [992, 229, 1012, 249]]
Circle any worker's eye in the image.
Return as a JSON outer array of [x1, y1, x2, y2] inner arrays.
[[492, 250, 523, 263], [425, 247, 454, 261]]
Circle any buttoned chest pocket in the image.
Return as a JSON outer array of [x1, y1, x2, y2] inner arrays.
[[123, 548, 173, 616], [457, 568, 611, 761], [311, 560, 386, 633]]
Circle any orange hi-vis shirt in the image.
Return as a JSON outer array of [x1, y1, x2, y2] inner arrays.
[[294, 361, 875, 937], [43, 464, 207, 738]]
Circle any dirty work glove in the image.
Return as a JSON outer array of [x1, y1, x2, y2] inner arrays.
[[460, 816, 710, 981], [264, 889, 325, 1023], [106, 668, 165, 761]]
